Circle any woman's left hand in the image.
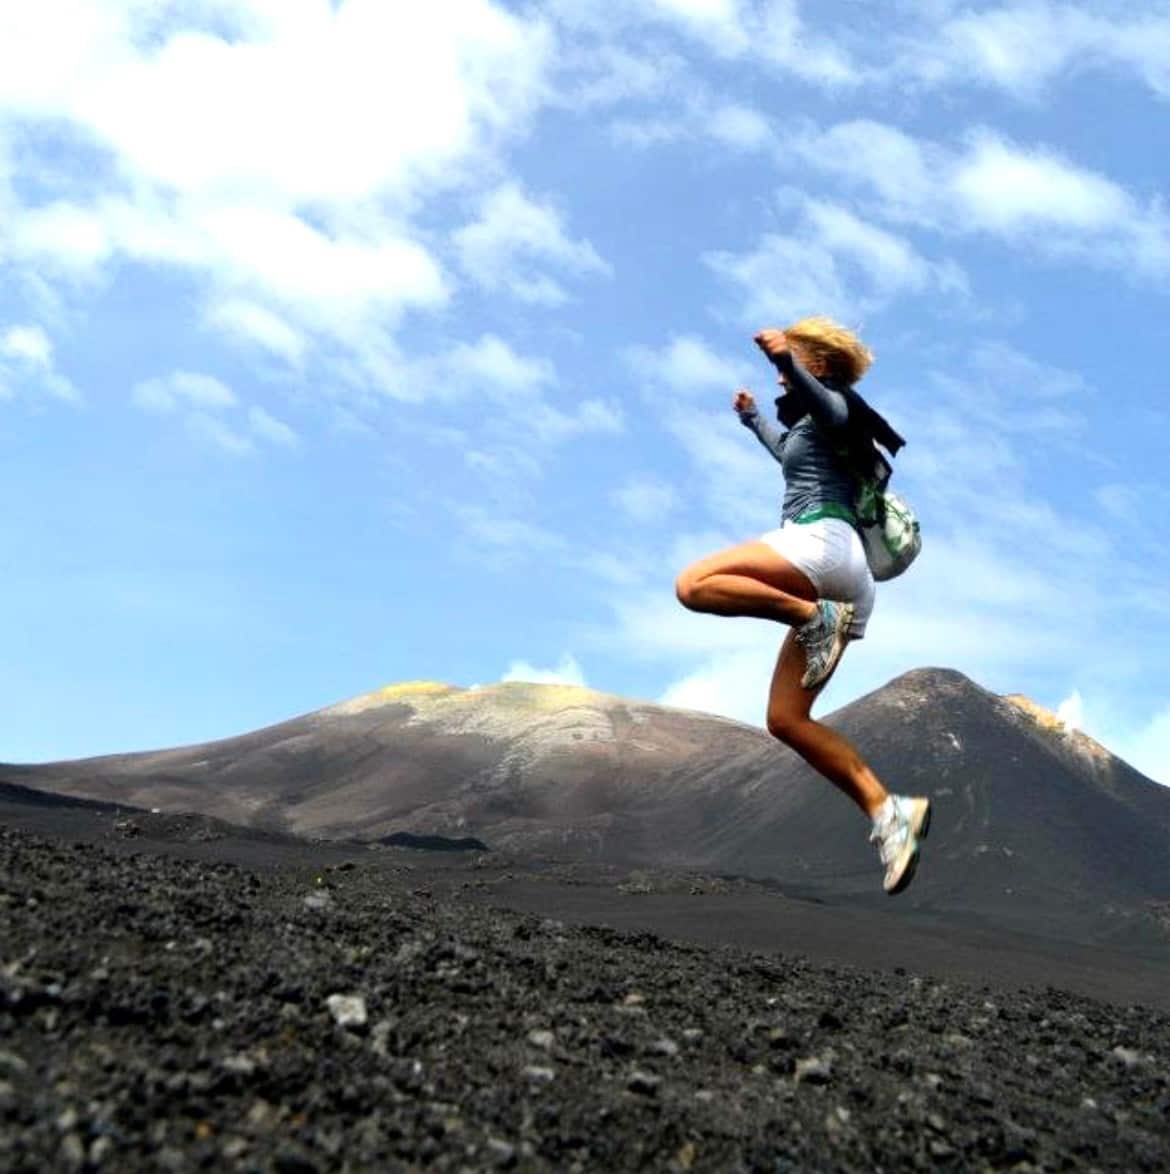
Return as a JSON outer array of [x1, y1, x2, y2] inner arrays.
[[754, 329, 789, 361]]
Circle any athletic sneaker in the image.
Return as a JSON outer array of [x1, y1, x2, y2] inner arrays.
[[796, 600, 855, 689], [870, 795, 931, 895]]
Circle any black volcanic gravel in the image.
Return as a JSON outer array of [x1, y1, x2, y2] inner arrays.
[[2, 827, 1169, 1172]]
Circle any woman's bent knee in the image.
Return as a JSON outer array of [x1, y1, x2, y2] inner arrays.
[[766, 710, 805, 744], [675, 569, 701, 610]]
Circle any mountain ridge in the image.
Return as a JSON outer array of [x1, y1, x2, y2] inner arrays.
[[3, 667, 1167, 944]]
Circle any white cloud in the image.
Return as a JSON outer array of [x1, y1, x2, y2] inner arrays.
[[657, 647, 772, 725], [249, 405, 299, 448], [902, 2, 1170, 99], [441, 333, 556, 398], [0, 2, 556, 389], [707, 103, 775, 150], [1056, 689, 1084, 733], [666, 407, 783, 535], [2, 324, 52, 366], [132, 371, 237, 414], [755, 0, 856, 85], [206, 299, 306, 363], [969, 342, 1084, 399], [501, 652, 588, 687], [186, 411, 254, 457], [613, 97, 776, 152], [548, 0, 856, 86], [706, 198, 965, 324], [0, 323, 79, 402], [648, 0, 748, 55], [132, 370, 297, 457], [794, 121, 1170, 277], [625, 335, 751, 397], [37, 2, 554, 203], [951, 134, 1131, 234], [454, 182, 611, 305], [612, 476, 678, 522], [529, 398, 625, 443], [455, 506, 567, 553]]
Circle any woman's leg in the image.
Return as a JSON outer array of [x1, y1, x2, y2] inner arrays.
[[765, 628, 888, 819], [675, 541, 819, 626]]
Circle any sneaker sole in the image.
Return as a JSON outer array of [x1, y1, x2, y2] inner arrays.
[[885, 846, 920, 895], [800, 602, 856, 690], [885, 798, 931, 896]]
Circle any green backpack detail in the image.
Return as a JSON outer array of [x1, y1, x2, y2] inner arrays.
[[852, 473, 921, 582], [832, 388, 922, 582]]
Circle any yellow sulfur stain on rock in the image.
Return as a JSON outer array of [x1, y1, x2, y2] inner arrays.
[[1001, 694, 1110, 764], [1003, 694, 1065, 734], [482, 682, 606, 710], [324, 681, 460, 717]]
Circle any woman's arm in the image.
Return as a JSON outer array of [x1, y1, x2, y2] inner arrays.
[[755, 330, 849, 432], [733, 388, 786, 464]]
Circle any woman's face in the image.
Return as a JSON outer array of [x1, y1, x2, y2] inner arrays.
[[777, 343, 824, 389]]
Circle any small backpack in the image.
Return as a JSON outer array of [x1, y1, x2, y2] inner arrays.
[[852, 470, 921, 582], [834, 388, 921, 582]]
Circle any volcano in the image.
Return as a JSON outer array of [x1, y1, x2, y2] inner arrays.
[[4, 668, 1168, 944]]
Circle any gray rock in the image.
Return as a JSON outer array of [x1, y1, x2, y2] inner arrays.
[[627, 1070, 661, 1095], [326, 994, 368, 1029], [794, 1056, 832, 1085]]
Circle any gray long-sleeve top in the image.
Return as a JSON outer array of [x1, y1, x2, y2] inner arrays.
[[737, 350, 856, 524]]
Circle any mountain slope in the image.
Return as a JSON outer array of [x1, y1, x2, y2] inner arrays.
[[4, 670, 1168, 941]]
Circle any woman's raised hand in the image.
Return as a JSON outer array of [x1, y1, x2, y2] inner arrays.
[[753, 329, 788, 362], [732, 388, 756, 413]]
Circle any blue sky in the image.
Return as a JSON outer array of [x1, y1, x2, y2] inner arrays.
[[2, 0, 1169, 782]]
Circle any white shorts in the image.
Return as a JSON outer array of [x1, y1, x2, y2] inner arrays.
[[760, 517, 875, 638]]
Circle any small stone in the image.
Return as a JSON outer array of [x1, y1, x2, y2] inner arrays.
[[326, 994, 368, 1029], [486, 1137, 516, 1165], [1081, 1097, 1098, 1110], [622, 992, 645, 1006], [794, 1056, 832, 1085], [627, 1070, 661, 1095], [88, 1136, 114, 1165], [648, 1038, 680, 1058], [247, 1100, 275, 1129], [56, 1107, 80, 1132], [222, 1053, 256, 1076], [1111, 1046, 1142, 1068], [522, 1065, 555, 1083], [682, 1028, 704, 1044], [694, 1089, 715, 1103], [303, 892, 331, 912], [527, 1029, 555, 1050], [371, 1020, 394, 1056], [60, 1134, 85, 1170], [675, 1141, 697, 1169]]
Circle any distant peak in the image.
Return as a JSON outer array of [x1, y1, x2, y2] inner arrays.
[[891, 667, 981, 689], [1000, 693, 1111, 764]]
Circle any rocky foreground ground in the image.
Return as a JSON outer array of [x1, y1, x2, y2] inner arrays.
[[2, 824, 1169, 1172]]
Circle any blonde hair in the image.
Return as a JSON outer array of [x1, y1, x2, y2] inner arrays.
[[784, 316, 873, 385]]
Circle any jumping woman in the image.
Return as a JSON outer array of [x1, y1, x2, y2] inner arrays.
[[675, 318, 930, 895]]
